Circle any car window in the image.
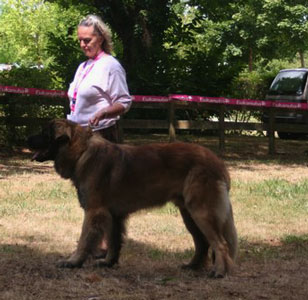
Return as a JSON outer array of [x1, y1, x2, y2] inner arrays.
[[268, 71, 308, 96]]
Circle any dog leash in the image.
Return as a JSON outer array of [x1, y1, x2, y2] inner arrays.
[[71, 51, 105, 112]]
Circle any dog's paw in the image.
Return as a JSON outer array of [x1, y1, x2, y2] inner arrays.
[[181, 262, 202, 271], [92, 248, 108, 260], [95, 259, 117, 268], [57, 259, 83, 269], [208, 269, 225, 279]]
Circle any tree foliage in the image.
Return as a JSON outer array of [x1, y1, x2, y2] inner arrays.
[[0, 0, 59, 66], [75, 0, 180, 94], [260, 0, 308, 67], [1, 0, 308, 96]]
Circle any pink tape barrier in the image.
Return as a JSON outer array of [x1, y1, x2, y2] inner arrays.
[[169, 94, 308, 110], [0, 85, 67, 98], [1, 85, 308, 110]]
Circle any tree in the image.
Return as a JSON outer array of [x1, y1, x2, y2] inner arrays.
[[49, 0, 181, 94], [229, 0, 265, 72], [2, 0, 308, 96], [0, 0, 59, 66], [260, 0, 308, 67], [0, 0, 94, 88], [224, 0, 308, 70], [87, 0, 180, 94], [45, 3, 94, 87]]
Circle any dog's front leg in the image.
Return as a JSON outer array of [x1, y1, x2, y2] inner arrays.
[[57, 209, 106, 268], [97, 214, 127, 268]]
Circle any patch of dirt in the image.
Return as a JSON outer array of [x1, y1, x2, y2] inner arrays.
[[0, 241, 307, 300]]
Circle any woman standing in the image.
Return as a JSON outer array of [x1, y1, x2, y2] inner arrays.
[[67, 15, 132, 258], [67, 14, 131, 142]]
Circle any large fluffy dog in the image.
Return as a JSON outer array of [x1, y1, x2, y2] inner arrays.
[[28, 119, 237, 278]]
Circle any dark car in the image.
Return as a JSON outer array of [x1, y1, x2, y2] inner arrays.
[[263, 68, 308, 139]]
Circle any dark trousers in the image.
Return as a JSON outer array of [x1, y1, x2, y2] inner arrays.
[[93, 122, 122, 143]]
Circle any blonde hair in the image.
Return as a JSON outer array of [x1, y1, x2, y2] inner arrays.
[[78, 15, 113, 54]]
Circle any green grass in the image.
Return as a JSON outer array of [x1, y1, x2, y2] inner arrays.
[[0, 180, 77, 218], [282, 234, 308, 244], [153, 202, 179, 215], [232, 178, 308, 220]]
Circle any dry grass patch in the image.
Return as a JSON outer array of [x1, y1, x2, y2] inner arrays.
[[0, 135, 308, 299]]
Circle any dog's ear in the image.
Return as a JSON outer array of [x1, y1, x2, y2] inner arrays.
[[55, 134, 70, 146], [52, 120, 72, 146]]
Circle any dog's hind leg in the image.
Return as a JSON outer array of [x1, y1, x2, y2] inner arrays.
[[179, 207, 211, 270], [97, 214, 127, 268], [185, 180, 236, 278]]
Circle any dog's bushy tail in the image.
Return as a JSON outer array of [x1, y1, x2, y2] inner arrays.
[[223, 205, 238, 262]]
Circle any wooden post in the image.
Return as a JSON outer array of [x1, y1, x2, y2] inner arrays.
[[7, 95, 17, 146], [168, 100, 176, 142], [219, 105, 225, 153], [268, 107, 276, 155], [63, 97, 70, 118]]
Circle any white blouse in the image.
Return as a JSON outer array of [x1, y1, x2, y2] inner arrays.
[[67, 54, 132, 131]]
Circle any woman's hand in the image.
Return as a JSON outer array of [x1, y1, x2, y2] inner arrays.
[[89, 103, 125, 127], [89, 109, 107, 127]]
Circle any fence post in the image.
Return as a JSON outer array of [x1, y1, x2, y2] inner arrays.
[[6, 95, 17, 145], [219, 105, 225, 153], [268, 107, 276, 154], [168, 100, 176, 142], [63, 97, 70, 118]]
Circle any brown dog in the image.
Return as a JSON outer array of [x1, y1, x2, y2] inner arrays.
[[28, 119, 237, 278]]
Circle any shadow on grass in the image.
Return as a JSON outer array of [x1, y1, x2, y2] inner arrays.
[[1, 233, 308, 299], [237, 234, 308, 263], [1, 233, 307, 274], [1, 135, 308, 173], [0, 148, 54, 179]]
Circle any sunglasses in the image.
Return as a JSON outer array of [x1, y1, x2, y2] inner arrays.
[[79, 38, 93, 45]]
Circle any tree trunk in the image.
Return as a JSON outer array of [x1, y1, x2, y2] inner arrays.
[[248, 47, 253, 72], [299, 51, 305, 68]]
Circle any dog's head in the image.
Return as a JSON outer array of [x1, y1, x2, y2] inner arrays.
[[28, 119, 79, 162]]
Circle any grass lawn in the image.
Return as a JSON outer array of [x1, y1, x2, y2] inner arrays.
[[0, 133, 307, 300]]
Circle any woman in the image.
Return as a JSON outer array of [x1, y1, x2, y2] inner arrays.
[[67, 15, 132, 258], [67, 14, 132, 142]]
